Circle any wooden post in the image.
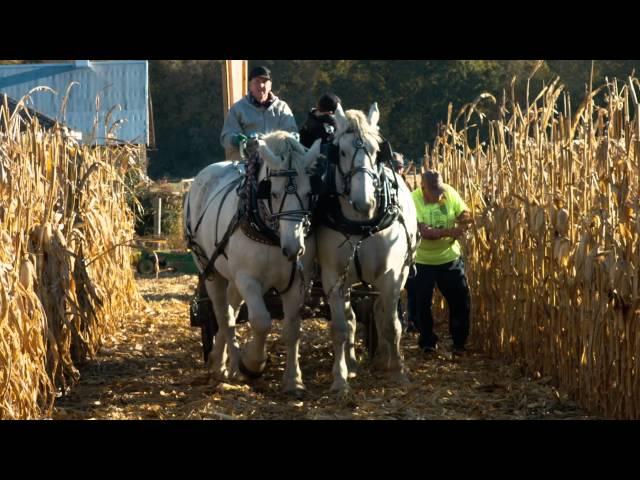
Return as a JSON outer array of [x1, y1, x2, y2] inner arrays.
[[153, 196, 162, 236], [222, 60, 248, 160], [424, 143, 431, 170]]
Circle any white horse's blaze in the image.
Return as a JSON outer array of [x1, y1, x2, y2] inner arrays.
[[184, 133, 321, 393]]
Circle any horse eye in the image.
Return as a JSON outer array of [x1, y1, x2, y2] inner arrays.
[[340, 150, 346, 157], [271, 192, 278, 199]]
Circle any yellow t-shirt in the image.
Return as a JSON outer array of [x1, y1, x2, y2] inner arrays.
[[412, 184, 469, 265]]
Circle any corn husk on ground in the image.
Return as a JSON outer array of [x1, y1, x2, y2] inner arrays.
[[430, 76, 640, 418], [0, 95, 142, 419], [6, 73, 639, 419], [53, 273, 593, 420]]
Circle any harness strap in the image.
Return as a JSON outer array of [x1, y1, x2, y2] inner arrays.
[[190, 176, 242, 239], [186, 175, 244, 279], [354, 247, 368, 287], [279, 261, 298, 295], [201, 211, 241, 280]]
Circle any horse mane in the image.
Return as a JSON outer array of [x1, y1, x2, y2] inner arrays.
[[261, 131, 309, 175], [342, 109, 382, 146]]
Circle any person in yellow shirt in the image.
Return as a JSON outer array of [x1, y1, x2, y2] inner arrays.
[[412, 170, 473, 355]]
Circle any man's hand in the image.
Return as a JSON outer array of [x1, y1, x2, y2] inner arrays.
[[245, 137, 263, 156], [418, 223, 464, 240], [418, 223, 442, 240], [445, 227, 465, 239], [456, 211, 473, 226], [231, 133, 248, 146]]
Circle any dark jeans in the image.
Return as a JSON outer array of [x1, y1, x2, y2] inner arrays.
[[414, 257, 471, 349]]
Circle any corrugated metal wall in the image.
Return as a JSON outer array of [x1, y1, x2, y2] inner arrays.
[[0, 60, 149, 145]]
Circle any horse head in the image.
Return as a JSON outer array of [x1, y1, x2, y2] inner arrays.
[[256, 132, 322, 261], [332, 103, 382, 218]]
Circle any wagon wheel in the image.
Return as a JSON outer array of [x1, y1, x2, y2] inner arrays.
[[398, 288, 409, 329], [137, 251, 159, 276], [235, 289, 283, 324], [200, 314, 217, 363], [136, 258, 156, 275], [190, 276, 219, 363], [352, 295, 377, 360]]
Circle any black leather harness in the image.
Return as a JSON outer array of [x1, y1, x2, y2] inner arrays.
[[186, 151, 316, 295], [317, 139, 413, 286]]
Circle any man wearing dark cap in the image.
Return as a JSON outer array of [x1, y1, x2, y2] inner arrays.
[[412, 169, 473, 355], [220, 65, 299, 159], [299, 92, 341, 148]]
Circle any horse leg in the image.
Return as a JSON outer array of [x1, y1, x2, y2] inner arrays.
[[322, 270, 351, 396], [235, 273, 271, 377], [369, 295, 390, 373], [209, 332, 227, 379], [344, 292, 358, 378], [279, 280, 306, 396], [205, 274, 241, 381], [372, 270, 408, 384], [224, 281, 243, 379]]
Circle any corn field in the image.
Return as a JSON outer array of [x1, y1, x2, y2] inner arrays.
[[0, 94, 142, 419], [429, 75, 640, 418]]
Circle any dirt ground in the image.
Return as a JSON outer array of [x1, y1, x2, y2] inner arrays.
[[52, 273, 595, 420]]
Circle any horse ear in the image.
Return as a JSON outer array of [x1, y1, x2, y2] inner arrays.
[[304, 138, 322, 172], [334, 103, 348, 134], [368, 102, 380, 128], [257, 140, 284, 170]]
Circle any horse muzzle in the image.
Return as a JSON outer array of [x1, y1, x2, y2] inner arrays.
[[352, 199, 376, 215], [282, 246, 305, 261]]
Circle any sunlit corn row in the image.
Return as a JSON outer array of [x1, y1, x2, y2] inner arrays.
[[430, 76, 640, 418], [0, 94, 142, 419]]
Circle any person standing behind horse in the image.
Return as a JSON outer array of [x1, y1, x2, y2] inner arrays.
[[412, 170, 473, 355], [392, 152, 405, 177], [220, 66, 299, 160], [299, 93, 341, 148], [391, 152, 416, 333]]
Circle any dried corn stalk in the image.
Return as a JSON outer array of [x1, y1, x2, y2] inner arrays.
[[429, 76, 640, 419], [0, 94, 143, 419]]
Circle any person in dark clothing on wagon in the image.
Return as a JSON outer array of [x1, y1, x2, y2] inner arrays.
[[299, 93, 342, 148]]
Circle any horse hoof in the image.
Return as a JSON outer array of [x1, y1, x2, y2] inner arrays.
[[238, 357, 264, 379], [330, 381, 351, 397], [334, 388, 354, 403], [389, 371, 410, 385], [208, 364, 228, 382], [283, 386, 307, 400], [346, 359, 359, 377], [369, 359, 387, 373]]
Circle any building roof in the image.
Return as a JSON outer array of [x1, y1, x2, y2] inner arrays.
[[4, 95, 59, 130], [0, 60, 151, 145]]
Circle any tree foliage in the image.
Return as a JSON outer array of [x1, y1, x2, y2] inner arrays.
[[4, 59, 640, 179]]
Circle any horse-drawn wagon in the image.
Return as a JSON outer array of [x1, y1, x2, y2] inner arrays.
[[185, 103, 418, 395]]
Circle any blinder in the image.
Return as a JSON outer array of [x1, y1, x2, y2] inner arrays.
[[376, 140, 393, 165], [256, 179, 271, 199], [310, 174, 324, 196]]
